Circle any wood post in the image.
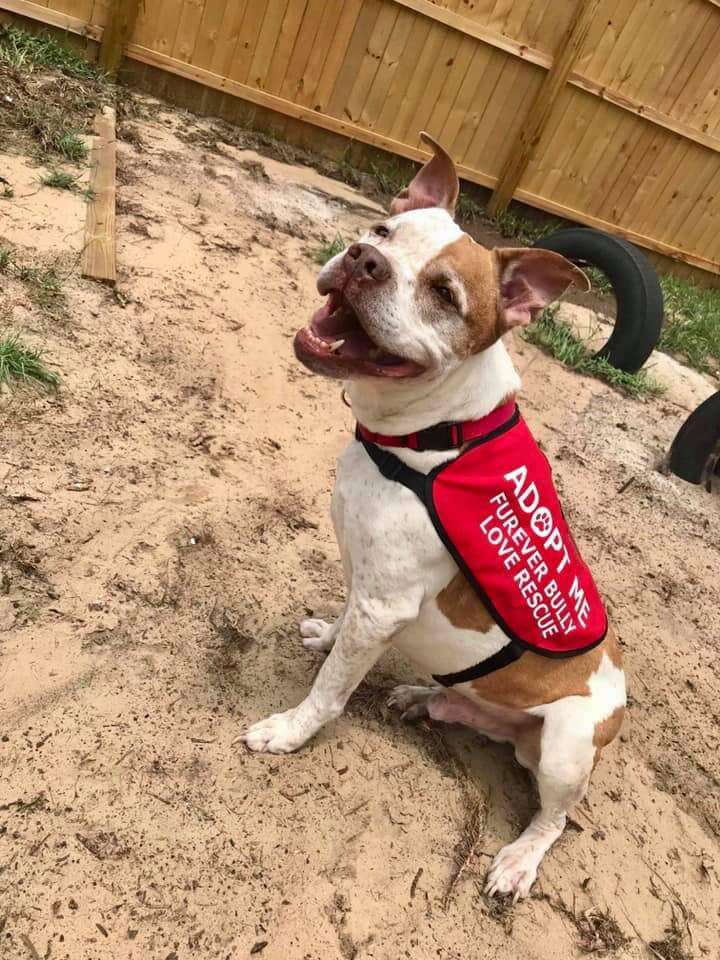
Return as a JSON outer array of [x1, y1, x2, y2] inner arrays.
[[487, 0, 601, 216], [98, 0, 141, 76], [81, 106, 117, 285]]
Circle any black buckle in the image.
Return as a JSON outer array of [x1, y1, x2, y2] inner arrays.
[[415, 422, 458, 451]]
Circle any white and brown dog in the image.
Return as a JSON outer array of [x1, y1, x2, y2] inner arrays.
[[242, 134, 626, 901]]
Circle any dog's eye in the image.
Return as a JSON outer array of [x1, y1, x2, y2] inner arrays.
[[434, 285, 454, 305], [372, 224, 390, 238]]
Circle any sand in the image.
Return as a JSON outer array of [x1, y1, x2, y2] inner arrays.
[[1, 102, 719, 960]]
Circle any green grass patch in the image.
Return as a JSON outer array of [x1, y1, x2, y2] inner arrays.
[[524, 309, 664, 399], [658, 275, 720, 375], [455, 193, 484, 222], [584, 265, 613, 298], [368, 159, 407, 199], [0, 24, 99, 80], [0, 246, 67, 314], [490, 209, 562, 245], [19, 265, 65, 311], [54, 129, 87, 162], [41, 168, 78, 190], [0, 25, 107, 162], [0, 332, 59, 389], [311, 233, 346, 265]]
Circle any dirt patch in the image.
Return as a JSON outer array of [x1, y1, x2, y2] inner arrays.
[[1, 97, 720, 960]]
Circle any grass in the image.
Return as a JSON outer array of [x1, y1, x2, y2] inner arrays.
[[0, 24, 100, 80], [490, 208, 562, 245], [0, 332, 58, 389], [584, 265, 613, 297], [0, 25, 108, 163], [311, 233, 346, 265], [524, 308, 664, 398], [41, 169, 78, 190], [0, 246, 67, 314], [659, 275, 720, 375]]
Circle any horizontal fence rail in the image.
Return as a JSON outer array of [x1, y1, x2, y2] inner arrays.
[[3, 0, 720, 276]]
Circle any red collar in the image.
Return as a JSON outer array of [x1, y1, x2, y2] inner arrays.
[[356, 400, 517, 452]]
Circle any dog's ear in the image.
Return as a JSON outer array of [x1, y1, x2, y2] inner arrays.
[[390, 131, 459, 216], [495, 248, 589, 331]]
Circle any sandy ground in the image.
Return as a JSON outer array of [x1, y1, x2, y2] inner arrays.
[[2, 102, 720, 960]]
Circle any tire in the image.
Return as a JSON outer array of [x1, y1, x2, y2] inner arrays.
[[668, 391, 720, 486], [532, 227, 664, 373]]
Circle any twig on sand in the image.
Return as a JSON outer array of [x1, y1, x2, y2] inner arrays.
[[443, 792, 488, 909], [20, 934, 41, 960]]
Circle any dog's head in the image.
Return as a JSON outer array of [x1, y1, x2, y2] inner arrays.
[[294, 132, 588, 381]]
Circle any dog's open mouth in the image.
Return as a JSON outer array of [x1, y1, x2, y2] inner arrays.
[[294, 292, 424, 379]]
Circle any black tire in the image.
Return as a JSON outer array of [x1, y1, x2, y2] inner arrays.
[[532, 227, 664, 373], [668, 391, 720, 485]]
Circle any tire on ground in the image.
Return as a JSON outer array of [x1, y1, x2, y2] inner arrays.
[[668, 391, 720, 486], [532, 227, 664, 373]]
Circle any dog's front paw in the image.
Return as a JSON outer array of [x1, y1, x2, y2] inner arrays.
[[299, 617, 334, 652], [241, 709, 314, 754], [485, 838, 542, 902]]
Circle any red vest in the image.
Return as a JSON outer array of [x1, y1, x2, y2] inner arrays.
[[359, 405, 607, 680]]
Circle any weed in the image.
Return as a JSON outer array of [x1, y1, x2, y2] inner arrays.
[[334, 149, 362, 187], [585, 265, 613, 298], [41, 169, 78, 190], [456, 193, 484, 222], [491, 209, 562, 245], [648, 915, 690, 960], [19, 265, 65, 311], [0, 332, 59, 388], [311, 233, 346, 265], [55, 130, 87, 162], [524, 309, 664, 398], [1, 246, 67, 314], [0, 24, 99, 80], [0, 26, 107, 162], [369, 159, 407, 199], [659, 274, 720, 375]]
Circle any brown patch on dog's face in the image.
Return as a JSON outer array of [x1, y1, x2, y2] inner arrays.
[[417, 235, 501, 358], [437, 571, 495, 631]]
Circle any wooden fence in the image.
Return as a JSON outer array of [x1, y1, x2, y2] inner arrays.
[[4, 0, 720, 279]]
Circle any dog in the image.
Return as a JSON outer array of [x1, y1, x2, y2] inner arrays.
[[242, 133, 626, 901]]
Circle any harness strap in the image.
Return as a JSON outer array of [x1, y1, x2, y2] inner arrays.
[[432, 640, 524, 686], [358, 435, 428, 502], [358, 435, 526, 685]]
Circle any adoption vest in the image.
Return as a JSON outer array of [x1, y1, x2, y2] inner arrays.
[[358, 404, 608, 685]]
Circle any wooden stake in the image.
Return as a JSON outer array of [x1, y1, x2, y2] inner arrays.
[[81, 106, 116, 286], [487, 0, 601, 216], [98, 0, 141, 76]]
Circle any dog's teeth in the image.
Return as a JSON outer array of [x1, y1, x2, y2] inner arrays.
[[329, 339, 345, 352]]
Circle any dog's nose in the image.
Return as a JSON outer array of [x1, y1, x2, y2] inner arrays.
[[343, 243, 391, 283]]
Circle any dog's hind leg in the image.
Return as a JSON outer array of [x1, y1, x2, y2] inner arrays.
[[387, 683, 440, 719], [485, 704, 597, 902]]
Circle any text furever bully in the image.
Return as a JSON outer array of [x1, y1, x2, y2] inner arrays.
[[479, 465, 592, 640]]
